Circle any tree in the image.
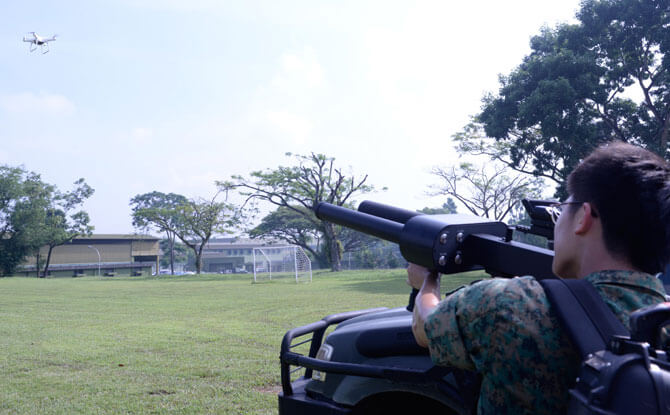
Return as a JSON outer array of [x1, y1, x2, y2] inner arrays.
[[172, 195, 238, 274], [39, 178, 95, 277], [418, 199, 458, 215], [130, 192, 188, 275], [248, 206, 326, 265], [220, 153, 381, 271], [0, 166, 51, 276], [249, 205, 382, 269], [158, 239, 190, 270], [475, 0, 670, 197], [428, 161, 544, 221], [0, 166, 88, 277], [351, 239, 404, 270]]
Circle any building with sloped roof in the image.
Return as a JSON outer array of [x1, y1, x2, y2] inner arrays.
[[18, 234, 159, 277], [198, 237, 288, 273]]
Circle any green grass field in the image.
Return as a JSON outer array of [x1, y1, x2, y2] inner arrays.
[[0, 269, 484, 414]]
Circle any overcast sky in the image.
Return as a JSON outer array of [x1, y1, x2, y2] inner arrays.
[[0, 1, 581, 234]]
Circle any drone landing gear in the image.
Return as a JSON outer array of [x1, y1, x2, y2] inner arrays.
[[28, 43, 49, 54]]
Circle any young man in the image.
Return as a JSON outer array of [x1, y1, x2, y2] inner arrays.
[[408, 141, 670, 414]]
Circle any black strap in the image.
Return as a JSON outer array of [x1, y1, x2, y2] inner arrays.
[[540, 279, 629, 357]]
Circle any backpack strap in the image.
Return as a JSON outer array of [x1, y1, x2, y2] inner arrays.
[[540, 278, 629, 357]]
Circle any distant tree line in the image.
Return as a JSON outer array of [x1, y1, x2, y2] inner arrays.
[[132, 147, 548, 275], [0, 165, 94, 277]]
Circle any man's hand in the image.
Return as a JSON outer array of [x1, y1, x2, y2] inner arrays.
[[407, 263, 441, 348], [406, 263, 437, 290]]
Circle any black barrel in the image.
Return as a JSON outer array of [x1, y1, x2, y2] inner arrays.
[[358, 201, 422, 224], [314, 203, 403, 243]]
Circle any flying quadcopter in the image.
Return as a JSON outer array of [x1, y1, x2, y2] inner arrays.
[[23, 32, 57, 54]]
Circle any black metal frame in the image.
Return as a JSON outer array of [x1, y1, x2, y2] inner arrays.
[[280, 308, 460, 396], [281, 308, 386, 395], [463, 234, 554, 279]]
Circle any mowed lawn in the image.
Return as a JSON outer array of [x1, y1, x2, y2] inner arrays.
[[0, 269, 483, 414]]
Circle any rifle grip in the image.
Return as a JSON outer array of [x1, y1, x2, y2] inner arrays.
[[406, 288, 419, 312]]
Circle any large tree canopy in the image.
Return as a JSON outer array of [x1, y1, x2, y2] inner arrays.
[[248, 206, 323, 262], [0, 166, 94, 277], [476, 0, 670, 196], [130, 191, 237, 274], [0, 166, 52, 276], [130, 192, 188, 275], [219, 152, 381, 271], [174, 195, 238, 274], [39, 178, 95, 277]]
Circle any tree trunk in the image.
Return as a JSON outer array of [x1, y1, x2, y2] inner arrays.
[[42, 245, 54, 278], [35, 251, 41, 278], [323, 223, 342, 271], [169, 233, 175, 275], [195, 244, 203, 274], [661, 111, 669, 157], [195, 253, 202, 274]]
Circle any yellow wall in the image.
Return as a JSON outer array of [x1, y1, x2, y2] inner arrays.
[[25, 238, 159, 266], [131, 240, 159, 257]]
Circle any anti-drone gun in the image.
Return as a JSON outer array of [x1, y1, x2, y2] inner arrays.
[[315, 200, 557, 309]]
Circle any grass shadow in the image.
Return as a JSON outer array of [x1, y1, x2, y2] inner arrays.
[[341, 278, 409, 295], [340, 270, 488, 295]]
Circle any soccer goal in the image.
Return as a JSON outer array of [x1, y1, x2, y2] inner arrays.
[[252, 245, 312, 283]]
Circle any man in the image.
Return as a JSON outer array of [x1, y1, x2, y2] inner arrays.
[[408, 141, 670, 414]]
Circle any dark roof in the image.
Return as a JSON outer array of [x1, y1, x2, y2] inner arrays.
[[74, 234, 160, 241]]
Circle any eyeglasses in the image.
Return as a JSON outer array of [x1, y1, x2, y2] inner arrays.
[[545, 202, 585, 225]]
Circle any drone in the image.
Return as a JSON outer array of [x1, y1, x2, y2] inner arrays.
[[23, 32, 57, 54]]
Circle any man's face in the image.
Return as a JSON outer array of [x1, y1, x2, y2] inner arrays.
[[552, 197, 581, 278]]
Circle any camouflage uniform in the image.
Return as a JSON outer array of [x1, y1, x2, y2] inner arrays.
[[424, 270, 666, 415]]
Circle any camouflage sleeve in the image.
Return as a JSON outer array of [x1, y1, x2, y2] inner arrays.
[[423, 284, 475, 370], [423, 277, 541, 371]]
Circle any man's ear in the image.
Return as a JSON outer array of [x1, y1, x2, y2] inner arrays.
[[574, 203, 595, 235]]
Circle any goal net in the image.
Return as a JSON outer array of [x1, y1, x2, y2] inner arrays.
[[252, 245, 312, 283]]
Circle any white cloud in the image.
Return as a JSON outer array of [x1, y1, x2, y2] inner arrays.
[[0, 92, 75, 116], [122, 0, 224, 11], [220, 48, 323, 149], [356, 0, 582, 178], [130, 127, 154, 142], [164, 165, 220, 198], [266, 110, 312, 145], [271, 48, 324, 93]]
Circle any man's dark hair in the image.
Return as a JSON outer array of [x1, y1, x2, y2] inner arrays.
[[567, 141, 670, 274]]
